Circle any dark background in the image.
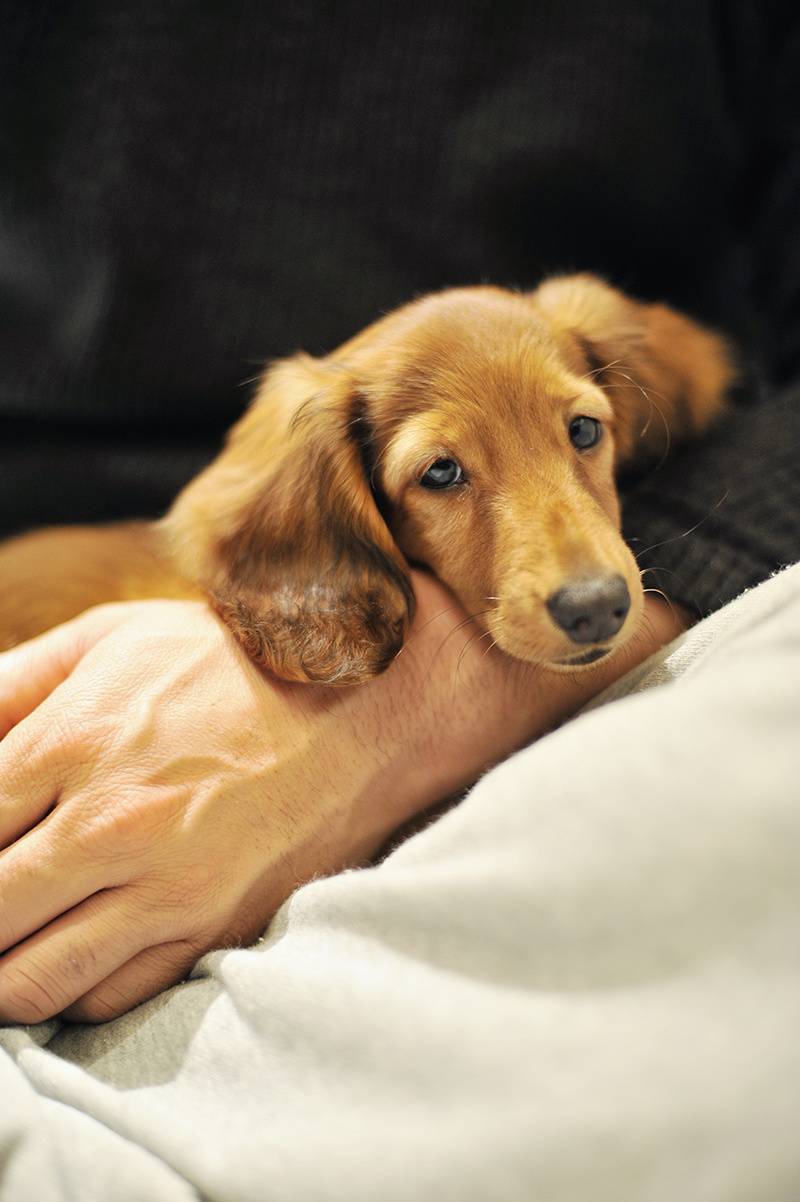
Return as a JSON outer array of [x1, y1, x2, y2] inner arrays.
[[1, 0, 798, 613]]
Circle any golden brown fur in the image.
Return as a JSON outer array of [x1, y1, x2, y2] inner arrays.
[[0, 275, 734, 682]]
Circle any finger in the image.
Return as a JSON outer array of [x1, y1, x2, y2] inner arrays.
[[0, 721, 63, 846], [0, 812, 127, 951], [0, 614, 134, 846], [62, 940, 206, 1023], [0, 682, 110, 849], [0, 887, 174, 1025], [0, 603, 134, 740]]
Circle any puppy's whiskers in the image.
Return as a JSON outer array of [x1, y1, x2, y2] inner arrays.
[[633, 490, 730, 561], [454, 626, 498, 694], [600, 368, 671, 463], [401, 600, 498, 700], [579, 356, 626, 382]]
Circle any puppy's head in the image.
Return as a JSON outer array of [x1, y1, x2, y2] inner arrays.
[[164, 276, 734, 683]]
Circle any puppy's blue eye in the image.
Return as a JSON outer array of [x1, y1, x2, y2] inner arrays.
[[420, 458, 465, 489], [568, 416, 602, 450]]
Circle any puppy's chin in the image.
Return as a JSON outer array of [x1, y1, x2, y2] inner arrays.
[[485, 613, 634, 674], [539, 644, 621, 673]]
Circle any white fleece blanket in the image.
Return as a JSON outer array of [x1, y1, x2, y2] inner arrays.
[[1, 565, 799, 1201]]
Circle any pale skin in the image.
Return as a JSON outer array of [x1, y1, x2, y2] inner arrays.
[[0, 573, 689, 1025]]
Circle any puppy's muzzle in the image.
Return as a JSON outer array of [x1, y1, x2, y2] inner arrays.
[[546, 573, 631, 645]]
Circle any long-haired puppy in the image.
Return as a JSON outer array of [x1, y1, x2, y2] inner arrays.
[[0, 275, 733, 682]]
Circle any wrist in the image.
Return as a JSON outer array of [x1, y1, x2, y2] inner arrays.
[[344, 583, 692, 832], [272, 581, 692, 865]]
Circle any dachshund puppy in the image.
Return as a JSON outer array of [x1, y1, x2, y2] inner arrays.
[[0, 275, 733, 682]]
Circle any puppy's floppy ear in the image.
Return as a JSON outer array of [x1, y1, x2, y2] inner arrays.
[[533, 273, 736, 469], [164, 354, 414, 685]]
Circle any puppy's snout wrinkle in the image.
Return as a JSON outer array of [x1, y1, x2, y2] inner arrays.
[[546, 574, 631, 644]]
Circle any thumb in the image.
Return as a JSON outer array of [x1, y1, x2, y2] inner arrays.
[[0, 603, 135, 739]]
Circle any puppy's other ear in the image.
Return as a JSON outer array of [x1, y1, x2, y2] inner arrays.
[[164, 355, 414, 685], [533, 274, 736, 469]]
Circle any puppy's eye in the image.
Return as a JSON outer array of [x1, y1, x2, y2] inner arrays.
[[419, 458, 465, 489], [568, 415, 603, 450]]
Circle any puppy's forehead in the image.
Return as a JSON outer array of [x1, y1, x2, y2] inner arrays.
[[403, 292, 559, 376], [365, 291, 576, 422]]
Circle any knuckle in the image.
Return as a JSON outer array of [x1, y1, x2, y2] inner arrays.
[[49, 695, 109, 750], [44, 708, 120, 791], [0, 962, 64, 1025], [53, 786, 176, 869]]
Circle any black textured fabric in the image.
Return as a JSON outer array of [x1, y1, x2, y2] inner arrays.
[[623, 383, 800, 614], [1, 0, 798, 614]]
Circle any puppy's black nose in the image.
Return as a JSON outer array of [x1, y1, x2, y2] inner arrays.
[[546, 574, 631, 644]]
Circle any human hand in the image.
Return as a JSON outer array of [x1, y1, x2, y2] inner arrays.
[[0, 597, 420, 1025], [0, 579, 688, 1025]]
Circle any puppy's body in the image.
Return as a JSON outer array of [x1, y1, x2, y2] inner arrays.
[[0, 522, 199, 651], [0, 276, 734, 678]]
